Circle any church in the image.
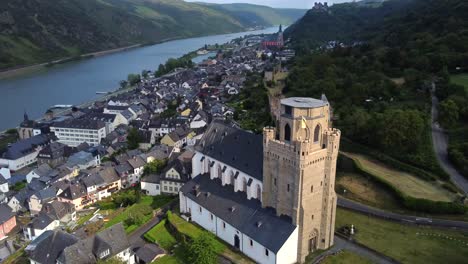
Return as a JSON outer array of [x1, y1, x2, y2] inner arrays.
[[179, 96, 341, 264]]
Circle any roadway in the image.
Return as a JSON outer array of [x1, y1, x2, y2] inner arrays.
[[431, 85, 468, 194], [338, 197, 468, 230]]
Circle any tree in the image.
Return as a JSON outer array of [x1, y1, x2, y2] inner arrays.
[[189, 232, 218, 264], [439, 99, 459, 128], [119, 80, 128, 89], [127, 128, 142, 150], [144, 159, 167, 175], [141, 70, 149, 79], [127, 74, 141, 86]]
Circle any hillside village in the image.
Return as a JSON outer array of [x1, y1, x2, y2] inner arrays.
[[0, 27, 298, 263]]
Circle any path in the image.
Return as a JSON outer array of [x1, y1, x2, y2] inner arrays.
[[338, 197, 468, 230], [430, 83, 468, 194], [311, 236, 397, 264]]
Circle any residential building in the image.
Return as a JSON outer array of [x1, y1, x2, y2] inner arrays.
[[0, 205, 16, 240], [141, 174, 161, 196], [50, 119, 107, 147], [0, 134, 52, 171]]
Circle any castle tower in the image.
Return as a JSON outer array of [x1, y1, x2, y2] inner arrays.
[[262, 97, 340, 263]]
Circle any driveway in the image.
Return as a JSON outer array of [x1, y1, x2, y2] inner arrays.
[[431, 85, 468, 194]]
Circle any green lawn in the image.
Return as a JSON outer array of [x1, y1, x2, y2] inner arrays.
[[342, 152, 456, 202], [321, 250, 373, 264], [104, 195, 175, 233], [76, 212, 94, 226], [167, 211, 254, 264], [336, 208, 468, 264], [450, 74, 468, 91], [144, 219, 177, 250]]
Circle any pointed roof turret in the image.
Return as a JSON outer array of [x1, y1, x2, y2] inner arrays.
[[279, 24, 283, 33]]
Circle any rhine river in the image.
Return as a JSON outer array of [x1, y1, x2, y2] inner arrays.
[[0, 27, 278, 131]]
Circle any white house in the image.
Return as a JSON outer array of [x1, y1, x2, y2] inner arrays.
[[50, 119, 107, 147], [0, 134, 51, 171], [141, 174, 161, 196], [24, 213, 60, 241]]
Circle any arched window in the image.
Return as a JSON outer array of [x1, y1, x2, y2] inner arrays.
[[230, 171, 235, 185], [313, 125, 321, 143], [284, 123, 291, 142], [243, 178, 247, 192], [256, 184, 261, 200], [217, 164, 222, 179]]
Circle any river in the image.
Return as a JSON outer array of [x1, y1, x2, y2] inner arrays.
[[0, 27, 278, 131]]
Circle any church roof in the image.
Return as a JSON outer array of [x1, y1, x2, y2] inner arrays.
[[181, 175, 296, 253], [281, 97, 328, 109], [195, 120, 263, 181]]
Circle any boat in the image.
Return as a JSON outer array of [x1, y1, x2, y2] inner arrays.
[[96, 91, 109, 95]]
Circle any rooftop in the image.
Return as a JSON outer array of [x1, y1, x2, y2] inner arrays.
[[281, 97, 327, 109]]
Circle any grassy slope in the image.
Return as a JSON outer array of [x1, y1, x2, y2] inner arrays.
[[342, 152, 455, 202], [336, 208, 468, 264], [450, 74, 468, 92]]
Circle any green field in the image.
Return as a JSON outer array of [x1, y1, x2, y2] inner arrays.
[[336, 208, 468, 264], [451, 74, 468, 91], [342, 152, 456, 202], [321, 250, 373, 264], [144, 219, 177, 250]]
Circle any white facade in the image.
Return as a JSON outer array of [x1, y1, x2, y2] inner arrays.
[[0, 151, 41, 171], [50, 126, 106, 147], [24, 220, 60, 241], [180, 194, 298, 264], [192, 151, 263, 201], [141, 182, 161, 196], [0, 168, 11, 179]]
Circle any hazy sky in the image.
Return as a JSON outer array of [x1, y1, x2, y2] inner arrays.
[[186, 0, 352, 9]]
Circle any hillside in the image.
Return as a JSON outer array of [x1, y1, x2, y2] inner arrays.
[[0, 0, 306, 70], [284, 0, 468, 176]]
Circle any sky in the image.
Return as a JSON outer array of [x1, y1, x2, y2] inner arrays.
[[185, 0, 352, 9]]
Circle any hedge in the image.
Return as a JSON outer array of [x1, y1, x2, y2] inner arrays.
[[340, 137, 448, 181], [339, 154, 467, 215]]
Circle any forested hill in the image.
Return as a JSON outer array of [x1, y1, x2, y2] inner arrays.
[[284, 0, 468, 177], [0, 0, 306, 70]]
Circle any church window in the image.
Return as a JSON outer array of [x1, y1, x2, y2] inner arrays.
[[285, 105, 292, 115], [265, 248, 269, 256], [199, 206, 202, 213], [243, 178, 247, 192], [314, 125, 321, 143], [250, 239, 253, 246], [311, 185, 314, 193], [284, 124, 291, 142], [223, 222, 226, 229], [210, 214, 214, 221], [287, 184, 290, 192], [217, 164, 222, 178], [311, 215, 314, 220]]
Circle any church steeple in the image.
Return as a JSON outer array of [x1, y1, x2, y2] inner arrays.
[[279, 24, 283, 33], [24, 110, 29, 122]]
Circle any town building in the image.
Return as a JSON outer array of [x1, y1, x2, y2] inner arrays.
[[0, 205, 16, 240], [180, 96, 340, 263], [50, 119, 107, 147], [0, 134, 52, 171]]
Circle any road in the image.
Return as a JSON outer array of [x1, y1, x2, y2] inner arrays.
[[128, 214, 163, 248], [431, 85, 468, 194], [312, 236, 398, 264], [338, 197, 468, 230]]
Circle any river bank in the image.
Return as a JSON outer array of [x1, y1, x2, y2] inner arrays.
[[0, 44, 144, 80]]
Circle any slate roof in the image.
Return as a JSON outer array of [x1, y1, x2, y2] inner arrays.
[[31, 213, 55, 230], [141, 174, 160, 184], [58, 183, 87, 200], [135, 244, 164, 263], [53, 118, 106, 130], [0, 204, 14, 224], [181, 175, 296, 253], [127, 156, 146, 169], [58, 223, 130, 263], [1, 134, 51, 160], [26, 230, 79, 264], [195, 120, 263, 181], [42, 200, 75, 221]]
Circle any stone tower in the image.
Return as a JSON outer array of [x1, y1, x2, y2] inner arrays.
[[262, 97, 340, 263], [277, 24, 284, 47]]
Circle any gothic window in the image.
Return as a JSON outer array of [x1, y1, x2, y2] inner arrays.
[[314, 125, 321, 143], [243, 178, 247, 192], [217, 164, 222, 179], [284, 123, 291, 142]]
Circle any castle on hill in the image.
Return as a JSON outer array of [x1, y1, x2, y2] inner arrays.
[[179, 96, 341, 263]]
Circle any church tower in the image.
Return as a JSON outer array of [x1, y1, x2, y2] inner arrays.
[[277, 24, 284, 47], [262, 97, 340, 263]]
